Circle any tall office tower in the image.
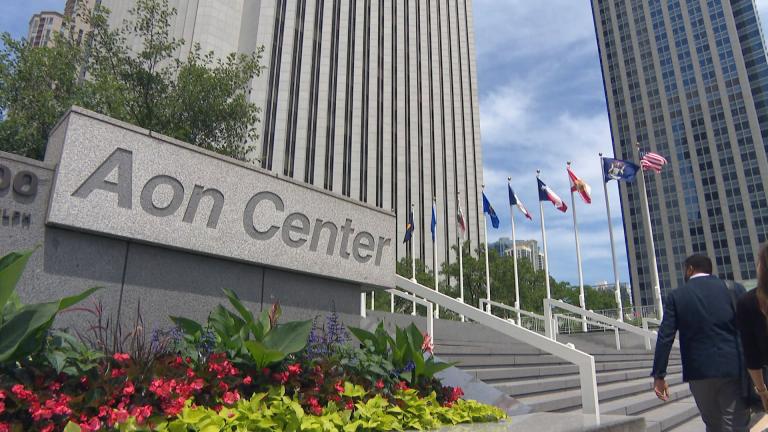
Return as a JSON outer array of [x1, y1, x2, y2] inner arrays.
[[27, 11, 64, 47], [591, 0, 768, 306], [100, 0, 485, 277]]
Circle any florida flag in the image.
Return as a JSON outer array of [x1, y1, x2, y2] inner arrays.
[[567, 167, 592, 204], [457, 206, 467, 238], [508, 184, 533, 220], [537, 178, 568, 213]]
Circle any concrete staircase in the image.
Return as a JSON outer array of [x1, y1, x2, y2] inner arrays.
[[436, 330, 699, 432], [360, 311, 700, 431]]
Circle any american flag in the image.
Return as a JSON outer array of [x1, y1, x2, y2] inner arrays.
[[640, 151, 667, 173]]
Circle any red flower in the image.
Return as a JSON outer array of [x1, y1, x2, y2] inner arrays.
[[243, 376, 253, 385], [108, 407, 130, 427], [130, 405, 153, 424], [48, 381, 61, 391], [0, 401, 4, 414], [79, 417, 102, 432], [11, 384, 34, 401], [40, 423, 54, 432], [110, 368, 126, 378], [334, 381, 344, 393], [0, 390, 5, 400], [190, 378, 204, 391], [122, 380, 135, 396], [79, 376, 89, 387], [394, 381, 409, 391], [222, 390, 240, 405], [345, 400, 355, 410], [272, 372, 289, 384], [287, 363, 302, 376], [262, 367, 271, 376], [375, 379, 385, 390], [113, 352, 130, 362], [0, 422, 9, 432]]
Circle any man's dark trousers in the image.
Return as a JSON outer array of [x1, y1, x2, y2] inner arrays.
[[651, 275, 749, 432]]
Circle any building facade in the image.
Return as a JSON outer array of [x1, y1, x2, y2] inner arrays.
[[492, 237, 545, 271], [591, 0, 768, 306], [27, 11, 64, 47], [64, 0, 97, 46], [99, 0, 485, 281]]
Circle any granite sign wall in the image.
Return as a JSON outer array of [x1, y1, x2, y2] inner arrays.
[[1, 107, 396, 328]]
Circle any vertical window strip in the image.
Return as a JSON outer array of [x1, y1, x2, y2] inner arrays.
[[342, 0, 358, 197], [392, 0, 399, 227], [445, 0, 460, 249], [405, 0, 412, 238], [415, 0, 426, 260], [432, 0, 450, 276], [261, 0, 287, 169], [462, 0, 480, 243], [285, 0, 307, 177], [304, 0, 325, 184], [454, 0, 471, 244], [360, 0, 372, 202], [376, 0, 385, 208], [324, 0, 342, 191]]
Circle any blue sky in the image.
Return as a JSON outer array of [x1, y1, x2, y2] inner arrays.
[[3, 1, 768, 285]]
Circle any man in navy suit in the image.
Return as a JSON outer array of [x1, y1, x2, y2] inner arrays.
[[651, 255, 749, 432]]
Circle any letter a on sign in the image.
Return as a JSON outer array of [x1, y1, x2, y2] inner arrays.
[[72, 148, 133, 209]]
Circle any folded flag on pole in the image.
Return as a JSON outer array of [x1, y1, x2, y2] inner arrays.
[[403, 207, 415, 243], [602, 157, 640, 182], [537, 178, 568, 212], [430, 201, 437, 241], [567, 167, 592, 204], [640, 151, 668, 173], [508, 184, 533, 220], [482, 192, 500, 229], [457, 206, 467, 238]]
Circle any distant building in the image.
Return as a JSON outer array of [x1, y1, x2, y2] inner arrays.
[[491, 238, 545, 271], [27, 11, 64, 48], [64, 0, 97, 46]]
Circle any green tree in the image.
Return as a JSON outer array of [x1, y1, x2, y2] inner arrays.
[[0, 0, 264, 161]]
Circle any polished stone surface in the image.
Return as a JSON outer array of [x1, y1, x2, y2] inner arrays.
[[46, 107, 396, 289]]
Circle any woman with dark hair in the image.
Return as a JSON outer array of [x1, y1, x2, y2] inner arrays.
[[736, 243, 768, 414]]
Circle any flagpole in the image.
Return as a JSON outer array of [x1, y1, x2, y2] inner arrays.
[[410, 202, 417, 316], [482, 185, 492, 314], [600, 153, 624, 322], [457, 192, 465, 322], [508, 178, 522, 325], [634, 146, 664, 320], [567, 163, 587, 332], [432, 197, 440, 320], [537, 170, 552, 300]]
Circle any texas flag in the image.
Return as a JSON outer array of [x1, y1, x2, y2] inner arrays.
[[567, 167, 592, 204], [537, 178, 568, 213]]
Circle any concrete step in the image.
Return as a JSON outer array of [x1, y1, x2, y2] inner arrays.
[[516, 373, 684, 412], [667, 415, 704, 432], [597, 382, 691, 416], [640, 397, 699, 432]]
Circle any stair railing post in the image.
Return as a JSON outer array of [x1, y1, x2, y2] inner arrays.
[[543, 299, 554, 340], [427, 302, 434, 352], [614, 328, 621, 351], [360, 292, 367, 318]]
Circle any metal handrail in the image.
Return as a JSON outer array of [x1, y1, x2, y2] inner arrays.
[[554, 313, 621, 351], [544, 298, 655, 351], [479, 299, 547, 333], [385, 289, 435, 342], [642, 318, 661, 332], [395, 276, 599, 417]]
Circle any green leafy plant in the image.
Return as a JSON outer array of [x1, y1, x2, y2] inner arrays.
[[0, 248, 100, 364], [172, 289, 312, 369], [349, 322, 454, 385]]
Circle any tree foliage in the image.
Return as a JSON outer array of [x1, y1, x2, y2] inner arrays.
[[0, 0, 264, 161]]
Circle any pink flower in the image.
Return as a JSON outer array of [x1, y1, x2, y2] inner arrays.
[[122, 381, 135, 396], [40, 423, 55, 432], [345, 400, 355, 410], [334, 381, 344, 393], [130, 405, 152, 424], [0, 401, 4, 414], [110, 368, 126, 378], [0, 421, 10, 432], [375, 379, 385, 390], [222, 390, 240, 405], [243, 376, 253, 385], [113, 353, 130, 362]]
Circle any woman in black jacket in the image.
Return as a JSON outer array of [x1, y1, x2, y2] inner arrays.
[[736, 243, 768, 413]]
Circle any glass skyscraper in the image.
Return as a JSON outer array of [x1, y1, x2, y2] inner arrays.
[[591, 0, 768, 306]]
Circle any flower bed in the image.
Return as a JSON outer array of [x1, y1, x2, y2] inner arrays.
[[0, 249, 506, 431]]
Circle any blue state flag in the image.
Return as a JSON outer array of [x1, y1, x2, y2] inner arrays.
[[430, 202, 437, 241], [602, 157, 640, 183], [482, 192, 500, 229], [403, 208, 415, 243]]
